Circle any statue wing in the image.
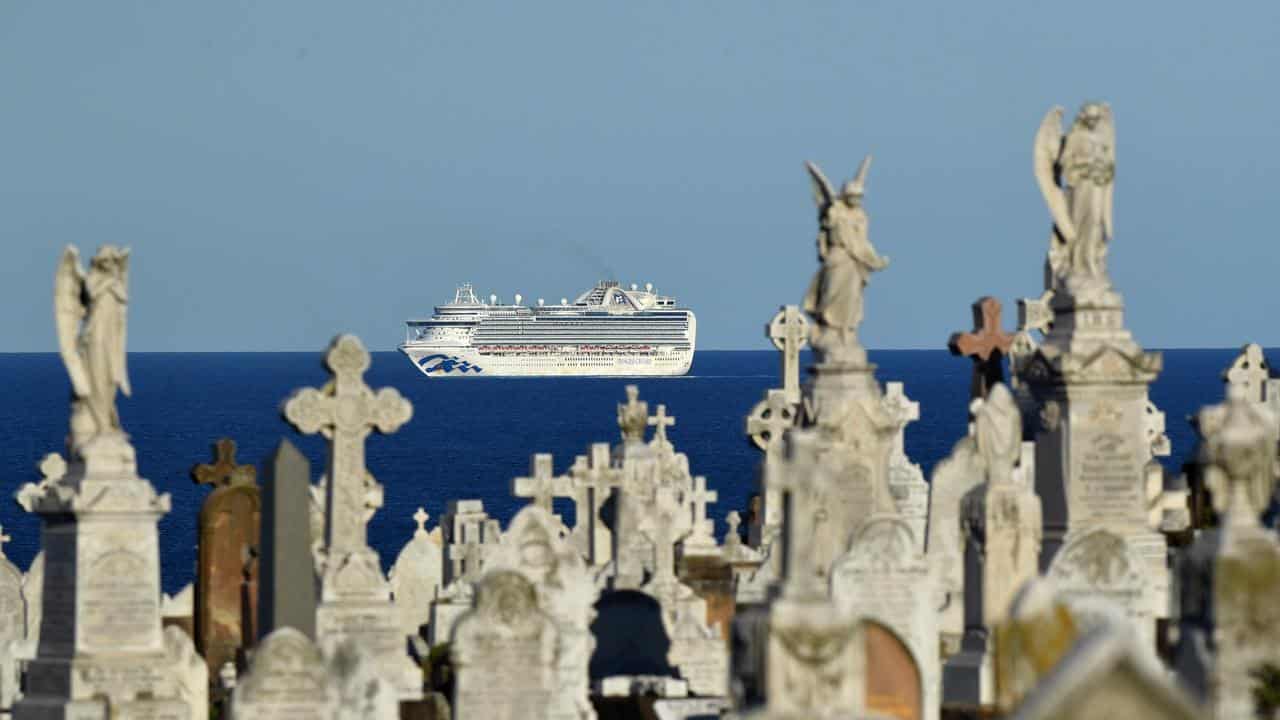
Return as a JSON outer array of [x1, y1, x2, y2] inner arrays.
[[1099, 104, 1115, 240], [804, 161, 835, 210], [117, 249, 132, 396], [853, 154, 872, 191], [53, 246, 91, 398], [1033, 107, 1075, 241]]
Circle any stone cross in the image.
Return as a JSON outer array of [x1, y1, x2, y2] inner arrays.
[[768, 305, 809, 404], [1224, 343, 1271, 404], [746, 388, 797, 455], [1017, 290, 1054, 335], [881, 382, 920, 458], [642, 487, 687, 588], [282, 334, 412, 554], [192, 437, 256, 488], [413, 507, 429, 536], [648, 405, 676, 449], [690, 476, 718, 529], [948, 296, 1015, 401], [512, 453, 573, 513]]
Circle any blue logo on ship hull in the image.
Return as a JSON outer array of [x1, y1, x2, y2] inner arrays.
[[418, 354, 483, 375]]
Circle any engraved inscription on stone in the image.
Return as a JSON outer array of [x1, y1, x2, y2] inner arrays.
[[81, 549, 157, 651], [1071, 401, 1143, 527]]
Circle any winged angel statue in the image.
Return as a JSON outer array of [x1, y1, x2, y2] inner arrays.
[[54, 245, 132, 448], [802, 156, 890, 361], [1034, 103, 1115, 290]]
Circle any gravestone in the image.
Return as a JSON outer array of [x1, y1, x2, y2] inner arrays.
[[948, 296, 1015, 401], [1010, 623, 1202, 720], [924, 427, 984, 655], [744, 389, 798, 548], [16, 246, 192, 718], [681, 474, 719, 555], [451, 571, 558, 720], [231, 627, 340, 719], [388, 507, 443, 640], [282, 334, 421, 700], [259, 439, 317, 640], [1046, 528, 1150, 642], [1175, 392, 1280, 719], [165, 625, 209, 720], [567, 443, 620, 566], [767, 305, 809, 405], [944, 385, 1043, 706], [0, 528, 24, 711], [192, 437, 261, 681], [484, 505, 599, 719], [512, 453, 574, 518], [430, 499, 502, 645], [882, 382, 929, 551], [831, 515, 938, 719], [16, 551, 42, 665], [992, 577, 1080, 713]]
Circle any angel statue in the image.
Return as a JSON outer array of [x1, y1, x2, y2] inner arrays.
[[802, 156, 890, 362], [54, 245, 132, 450], [1034, 102, 1116, 291]]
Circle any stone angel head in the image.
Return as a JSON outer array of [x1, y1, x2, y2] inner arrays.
[[806, 155, 871, 211]]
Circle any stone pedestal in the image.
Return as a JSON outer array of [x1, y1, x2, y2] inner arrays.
[[14, 439, 193, 719]]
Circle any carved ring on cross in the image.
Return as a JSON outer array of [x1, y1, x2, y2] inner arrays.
[[768, 308, 809, 352]]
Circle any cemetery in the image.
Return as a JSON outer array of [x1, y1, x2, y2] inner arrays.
[[5, 101, 1280, 720]]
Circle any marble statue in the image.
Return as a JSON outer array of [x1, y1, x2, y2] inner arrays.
[[54, 244, 131, 449], [1034, 103, 1116, 291], [802, 157, 890, 360]]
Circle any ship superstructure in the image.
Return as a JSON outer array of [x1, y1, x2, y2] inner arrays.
[[399, 281, 696, 377]]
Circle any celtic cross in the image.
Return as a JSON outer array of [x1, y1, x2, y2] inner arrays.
[[768, 305, 809, 404], [283, 334, 412, 554]]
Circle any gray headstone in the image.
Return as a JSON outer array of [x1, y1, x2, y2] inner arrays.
[[259, 439, 317, 640]]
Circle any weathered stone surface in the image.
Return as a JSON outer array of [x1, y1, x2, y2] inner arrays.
[[485, 505, 599, 719], [282, 334, 420, 701], [832, 515, 938, 719], [1046, 528, 1150, 642], [192, 437, 260, 681], [1009, 623, 1202, 720], [992, 578, 1080, 714], [165, 625, 209, 720], [388, 507, 443, 639], [925, 431, 984, 656], [883, 382, 929, 552], [231, 627, 339, 719], [259, 439, 316, 641], [451, 570, 558, 720]]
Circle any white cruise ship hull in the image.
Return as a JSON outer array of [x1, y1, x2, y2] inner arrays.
[[401, 281, 696, 378], [399, 343, 694, 377]]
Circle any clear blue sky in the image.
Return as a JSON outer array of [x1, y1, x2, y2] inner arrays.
[[2, 2, 1277, 351]]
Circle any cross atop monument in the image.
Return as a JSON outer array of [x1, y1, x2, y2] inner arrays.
[[413, 507, 429, 537], [948, 296, 1015, 401], [512, 453, 573, 513], [746, 389, 797, 456], [690, 475, 718, 526], [768, 305, 810, 404], [192, 437, 257, 488], [618, 385, 649, 443], [282, 334, 412, 554], [648, 404, 676, 449], [1224, 343, 1271, 404], [881, 382, 920, 457]]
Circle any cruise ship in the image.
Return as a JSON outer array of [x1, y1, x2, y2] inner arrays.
[[399, 282, 696, 377]]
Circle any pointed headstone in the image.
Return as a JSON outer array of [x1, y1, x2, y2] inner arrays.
[[259, 439, 316, 641]]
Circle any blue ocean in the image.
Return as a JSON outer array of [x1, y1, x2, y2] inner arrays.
[[0, 349, 1252, 593]]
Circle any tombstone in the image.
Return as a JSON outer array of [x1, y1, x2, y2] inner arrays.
[[165, 625, 209, 720], [485, 505, 599, 719], [767, 305, 809, 405], [259, 439, 317, 640], [192, 437, 261, 680], [327, 639, 398, 720], [1223, 342, 1273, 405], [992, 577, 1080, 714], [430, 499, 502, 645], [162, 582, 195, 638], [231, 627, 340, 719], [388, 507, 444, 641], [16, 246, 191, 717], [681, 474, 719, 556], [512, 453, 574, 520], [1175, 391, 1280, 719], [948, 296, 1015, 401], [831, 515, 939, 719], [924, 426, 984, 655], [567, 444, 621, 566], [16, 551, 42, 664], [744, 389, 798, 548], [1046, 528, 1151, 643], [1010, 623, 1202, 720], [882, 382, 929, 551], [282, 334, 421, 700], [451, 570, 558, 720], [0, 528, 24, 711]]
